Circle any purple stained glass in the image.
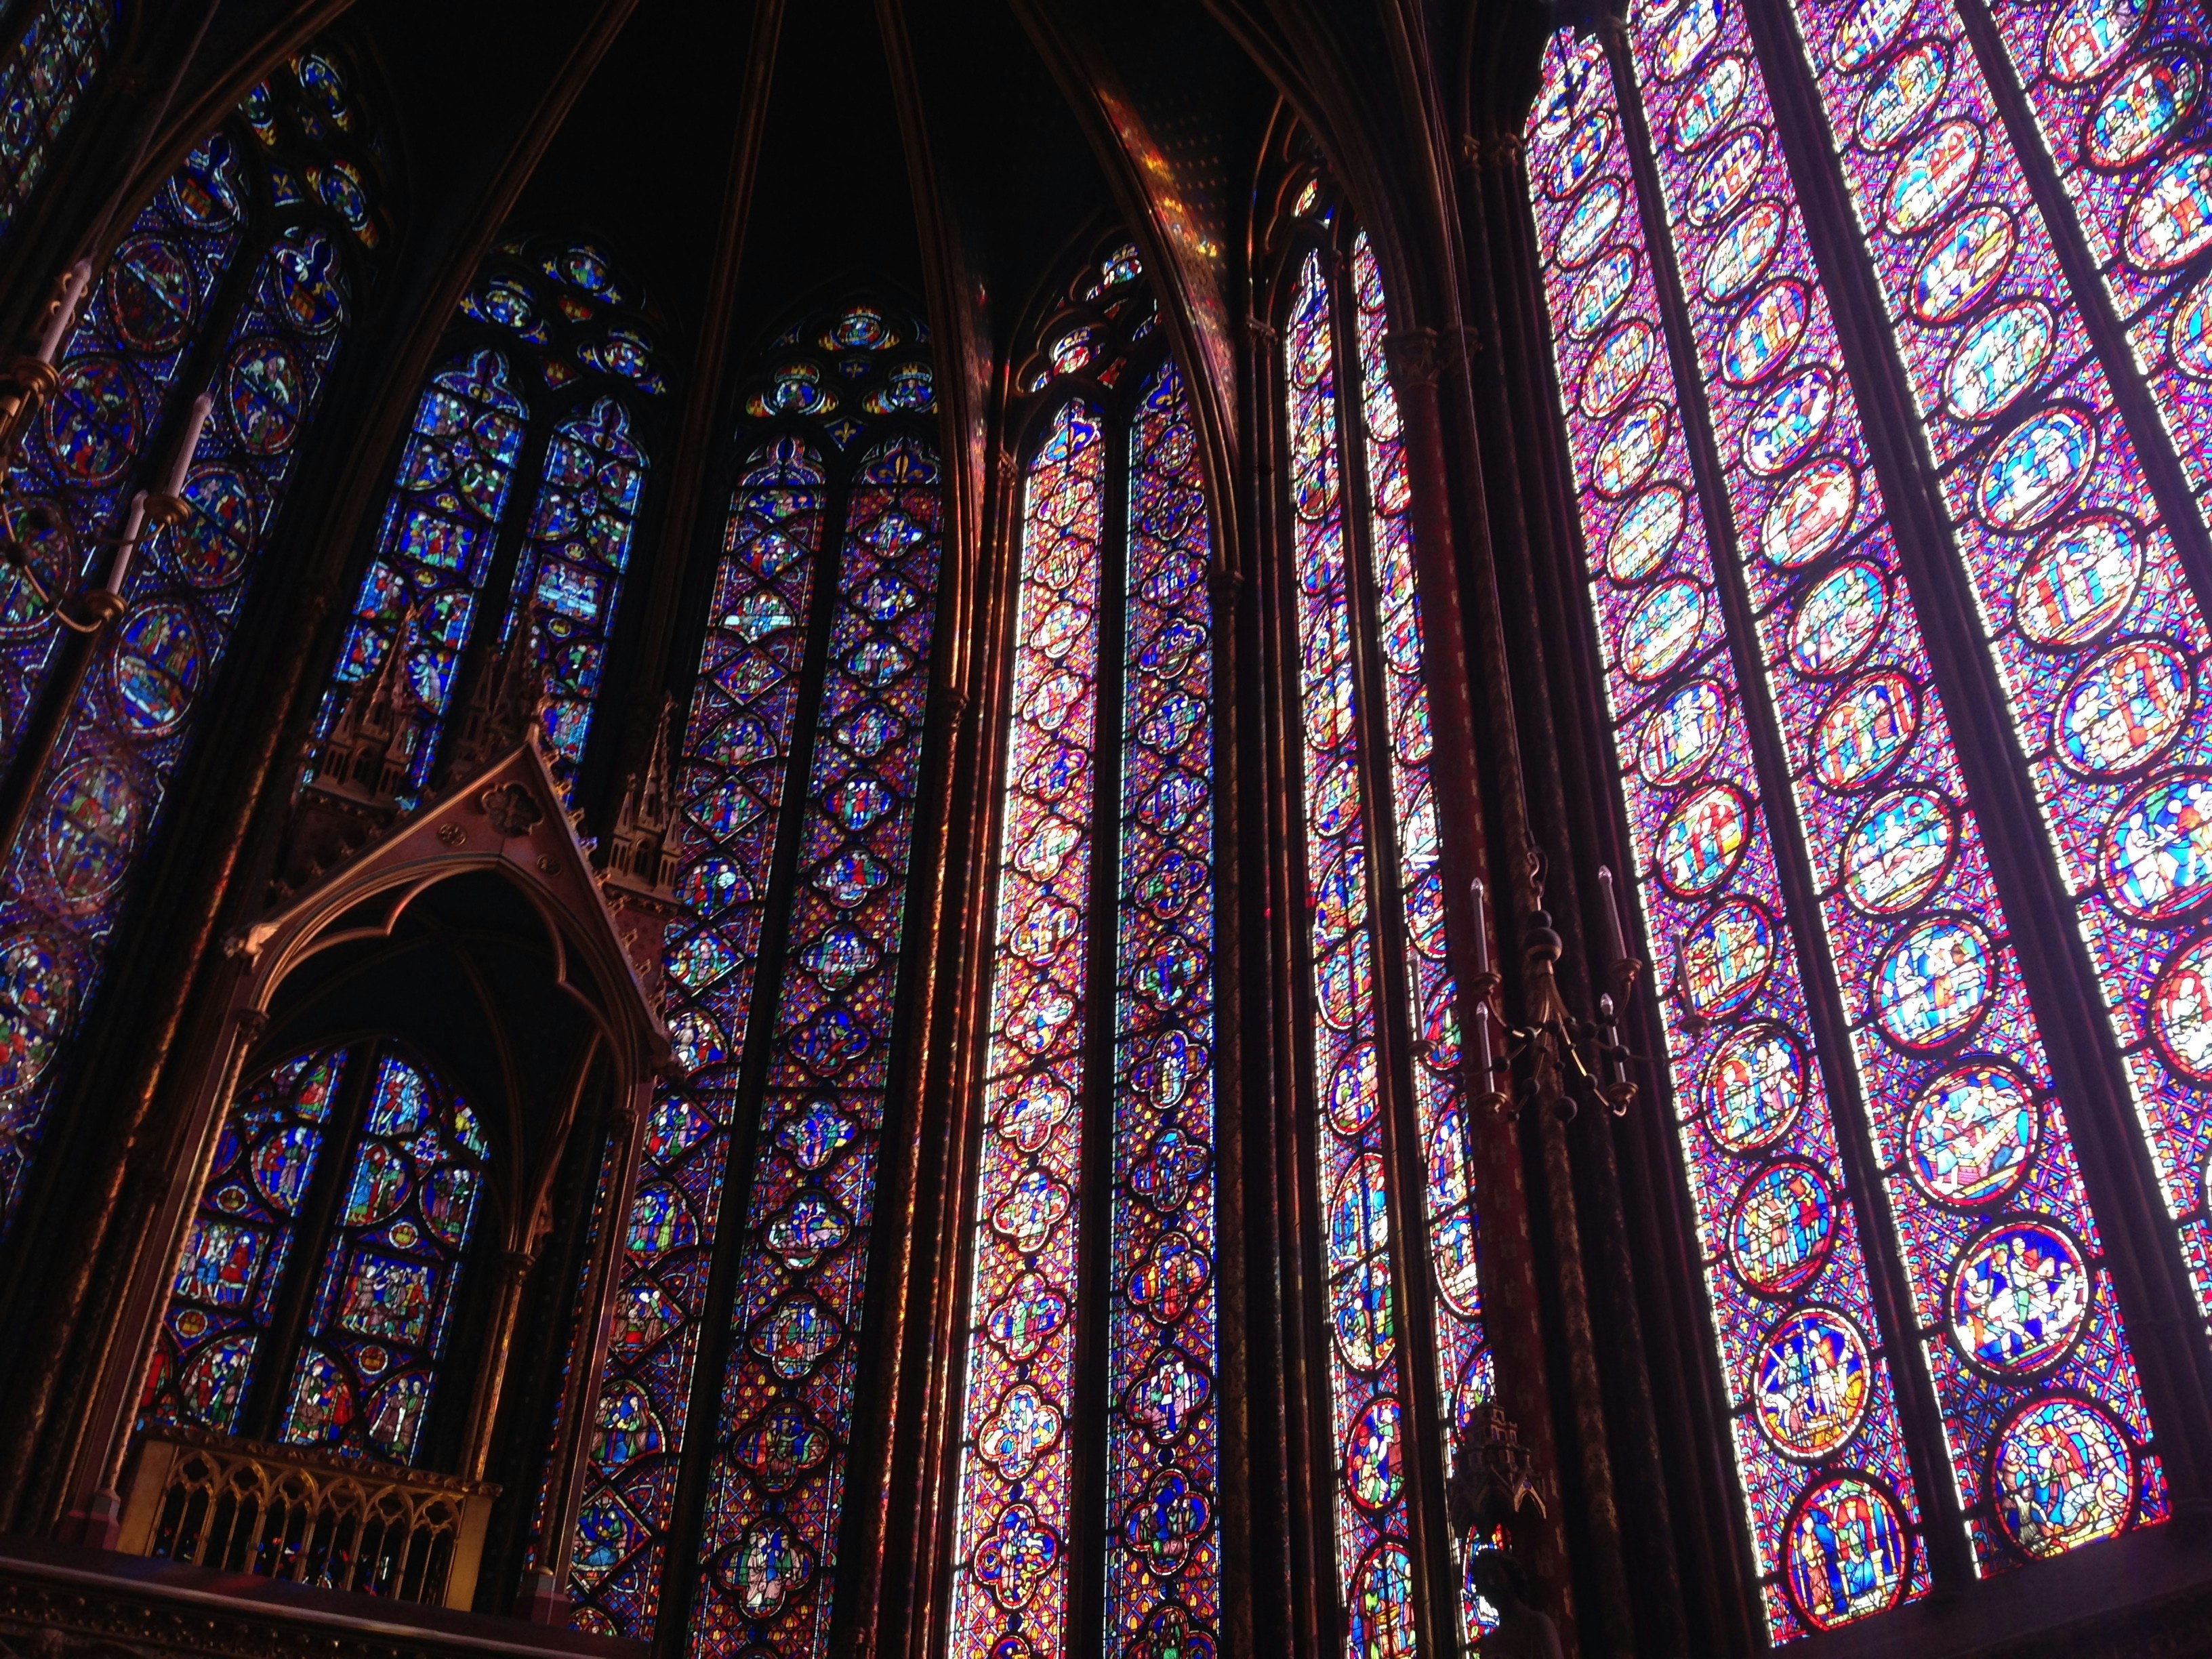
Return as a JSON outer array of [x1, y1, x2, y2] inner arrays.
[[1347, 232, 1495, 1644], [567, 436, 827, 1635], [498, 396, 646, 794], [318, 350, 523, 797], [142, 1048, 347, 1433], [0, 0, 115, 241], [279, 1050, 487, 1461], [1106, 361, 1221, 1656], [948, 398, 1105, 1659], [0, 211, 359, 1235], [1639, 0, 2162, 1580], [1527, 30, 1927, 1639], [1282, 246, 1419, 1656], [684, 434, 941, 1659]]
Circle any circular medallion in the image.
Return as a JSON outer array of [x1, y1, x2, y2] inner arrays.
[[43, 758, 144, 907], [1556, 180, 1624, 268], [1637, 679, 1729, 786], [1785, 1477, 1910, 1630], [1659, 783, 1749, 897], [1608, 484, 1686, 582], [1690, 128, 1766, 226], [1581, 321, 1655, 419], [1835, 0, 1916, 70], [1764, 457, 1860, 568], [1858, 39, 1950, 148], [1950, 1221, 2092, 1374], [1675, 54, 1748, 150], [1549, 110, 1612, 199], [226, 337, 306, 456], [1875, 917, 1994, 1048], [0, 931, 75, 1097], [1843, 788, 1955, 914], [1994, 1398, 2135, 1558], [1595, 401, 1670, 496], [1349, 1544, 1416, 1659], [1884, 119, 1984, 234], [1723, 281, 1810, 386], [2125, 148, 2212, 270], [1788, 562, 1888, 677], [1729, 1160, 1837, 1295], [1328, 1044, 1378, 1136], [1659, 0, 1721, 76], [1703, 201, 1786, 302], [1345, 1398, 1404, 1511], [1980, 407, 2097, 531], [1908, 1062, 2040, 1206], [1744, 367, 1835, 476], [1330, 1154, 1393, 1371], [110, 602, 203, 735], [2152, 934, 2212, 1078], [1944, 300, 2055, 422], [1756, 1309, 1872, 1460], [1813, 672, 1920, 790], [2089, 48, 2201, 169], [1680, 899, 1776, 1017], [2174, 271, 2212, 377], [2047, 0, 2150, 83], [1702, 1025, 1805, 1154], [45, 356, 138, 485], [108, 237, 195, 352], [1914, 207, 2018, 324], [1570, 251, 1637, 338], [2102, 771, 2212, 919], [173, 467, 258, 590], [2015, 515, 2143, 646], [1620, 579, 1706, 682], [2057, 638, 2192, 775]]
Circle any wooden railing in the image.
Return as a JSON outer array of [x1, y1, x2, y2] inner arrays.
[[117, 1426, 497, 1610]]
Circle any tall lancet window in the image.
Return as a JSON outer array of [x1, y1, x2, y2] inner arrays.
[[946, 241, 1223, 1659], [567, 300, 947, 1657], [1521, 0, 2212, 1638], [318, 237, 664, 803], [0, 50, 386, 1233], [1264, 185, 1488, 1654], [0, 0, 116, 241]]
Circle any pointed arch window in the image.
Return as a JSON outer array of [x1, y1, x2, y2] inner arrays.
[[1263, 194, 1490, 1654], [1521, 0, 2212, 1637], [146, 1044, 490, 1468], [0, 0, 117, 241], [564, 298, 949, 1653], [0, 49, 388, 1235], [318, 237, 665, 804], [945, 240, 1223, 1659]]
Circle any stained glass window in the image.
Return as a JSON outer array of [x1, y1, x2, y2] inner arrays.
[[945, 242, 1224, 1659], [567, 302, 943, 1649], [0, 0, 115, 241], [319, 238, 663, 804], [1267, 200, 1504, 1651], [0, 54, 385, 1235], [1517, 0, 2212, 1634], [144, 1042, 487, 1469]]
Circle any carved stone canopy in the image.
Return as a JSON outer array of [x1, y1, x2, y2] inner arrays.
[[224, 739, 674, 1256]]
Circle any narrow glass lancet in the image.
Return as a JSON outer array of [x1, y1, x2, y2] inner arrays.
[[569, 439, 829, 1634], [1105, 361, 1222, 1656], [686, 434, 944, 1658], [1282, 247, 1420, 1659], [320, 350, 525, 796], [1637, 0, 2164, 1574], [949, 398, 1106, 1659], [1346, 232, 1493, 1641], [1527, 32, 1928, 1637], [0, 0, 116, 241]]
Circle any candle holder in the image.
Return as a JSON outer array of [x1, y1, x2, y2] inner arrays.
[[1477, 850, 1643, 1122]]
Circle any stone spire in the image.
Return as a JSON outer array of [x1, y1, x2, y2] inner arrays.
[[440, 611, 549, 787], [602, 696, 680, 900]]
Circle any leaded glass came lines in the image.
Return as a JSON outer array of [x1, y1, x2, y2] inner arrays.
[[1527, 32, 1929, 1637], [948, 398, 1105, 1659], [0, 0, 114, 241], [1637, 0, 2165, 1578]]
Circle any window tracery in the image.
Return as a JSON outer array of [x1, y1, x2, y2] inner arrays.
[[0, 0, 115, 241]]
